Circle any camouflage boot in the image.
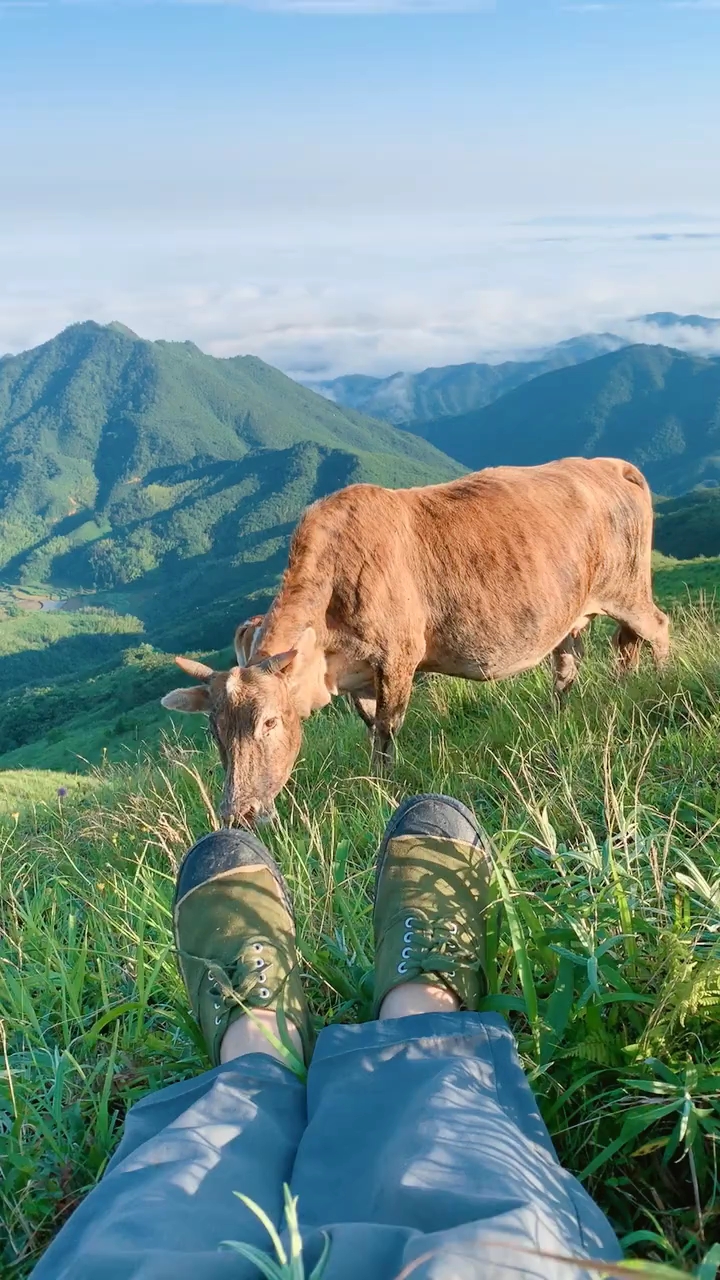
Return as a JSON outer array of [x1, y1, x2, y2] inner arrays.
[[173, 829, 313, 1067], [373, 794, 494, 1016]]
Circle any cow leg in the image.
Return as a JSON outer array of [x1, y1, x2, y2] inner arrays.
[[551, 631, 584, 707], [612, 623, 643, 672], [371, 661, 416, 772], [610, 604, 670, 671], [350, 692, 377, 730]]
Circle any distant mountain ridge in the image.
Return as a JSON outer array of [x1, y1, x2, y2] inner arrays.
[[0, 321, 462, 647], [311, 314, 720, 428], [639, 312, 720, 332], [311, 333, 625, 427], [410, 343, 720, 496]]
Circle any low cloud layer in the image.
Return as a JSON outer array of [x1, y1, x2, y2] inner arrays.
[[2, 214, 719, 378]]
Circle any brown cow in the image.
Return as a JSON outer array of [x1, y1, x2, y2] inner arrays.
[[162, 457, 669, 825]]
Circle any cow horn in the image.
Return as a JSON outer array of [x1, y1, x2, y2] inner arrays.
[[255, 649, 297, 676], [174, 656, 215, 681]]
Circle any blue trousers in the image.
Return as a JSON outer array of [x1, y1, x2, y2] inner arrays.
[[32, 1013, 621, 1280]]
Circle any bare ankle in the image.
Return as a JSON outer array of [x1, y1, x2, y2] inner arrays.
[[379, 980, 461, 1020], [220, 1008, 303, 1064]]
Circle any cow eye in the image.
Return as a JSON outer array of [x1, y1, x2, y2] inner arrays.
[[263, 716, 278, 733]]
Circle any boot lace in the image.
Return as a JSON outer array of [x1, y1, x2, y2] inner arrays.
[[204, 940, 275, 1025], [397, 914, 473, 984]]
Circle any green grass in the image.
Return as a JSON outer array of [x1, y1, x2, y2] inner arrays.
[[0, 770, 96, 815], [2, 605, 720, 1276]]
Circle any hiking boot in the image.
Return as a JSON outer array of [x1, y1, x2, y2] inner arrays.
[[173, 829, 313, 1067], [373, 794, 493, 1016]]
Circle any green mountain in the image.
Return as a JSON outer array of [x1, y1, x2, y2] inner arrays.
[[654, 488, 720, 560], [411, 344, 720, 495], [312, 333, 625, 426], [0, 321, 463, 648]]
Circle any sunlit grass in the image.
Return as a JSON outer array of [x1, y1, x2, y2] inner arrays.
[[2, 608, 720, 1274]]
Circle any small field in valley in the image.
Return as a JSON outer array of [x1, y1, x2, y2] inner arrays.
[[2, 591, 720, 1275]]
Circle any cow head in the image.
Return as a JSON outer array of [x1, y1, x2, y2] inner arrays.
[[161, 627, 329, 825]]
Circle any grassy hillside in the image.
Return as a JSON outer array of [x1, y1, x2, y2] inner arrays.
[[0, 552, 716, 795], [0, 615, 237, 780], [0, 322, 462, 646], [2, 602, 720, 1275], [652, 552, 720, 606], [0, 604, 144, 692], [413, 344, 720, 495], [314, 333, 625, 427]]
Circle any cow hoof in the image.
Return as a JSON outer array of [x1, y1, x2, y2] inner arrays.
[[553, 687, 572, 710], [371, 736, 395, 774]]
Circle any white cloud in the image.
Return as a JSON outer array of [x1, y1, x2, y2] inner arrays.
[[616, 316, 720, 352], [2, 214, 720, 377]]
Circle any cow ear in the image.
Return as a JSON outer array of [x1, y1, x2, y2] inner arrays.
[[234, 624, 250, 667], [235, 616, 263, 667], [161, 686, 211, 714]]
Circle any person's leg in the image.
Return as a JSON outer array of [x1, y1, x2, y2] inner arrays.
[[30, 830, 312, 1280], [292, 796, 622, 1280]]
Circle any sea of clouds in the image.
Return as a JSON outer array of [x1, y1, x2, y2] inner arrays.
[[1, 211, 719, 378]]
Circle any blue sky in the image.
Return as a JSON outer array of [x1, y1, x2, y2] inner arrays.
[[1, 0, 719, 374]]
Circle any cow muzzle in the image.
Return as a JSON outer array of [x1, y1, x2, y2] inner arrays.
[[218, 797, 278, 829]]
